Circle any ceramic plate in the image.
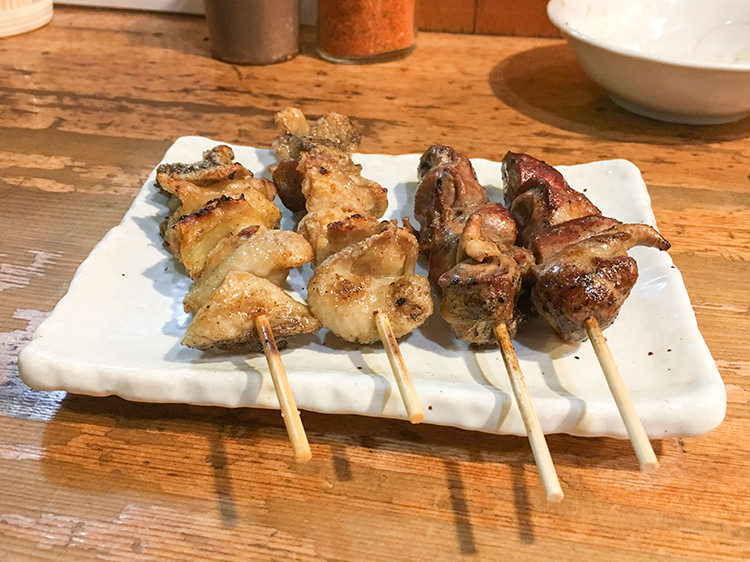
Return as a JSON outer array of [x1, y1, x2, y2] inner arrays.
[[18, 137, 726, 438]]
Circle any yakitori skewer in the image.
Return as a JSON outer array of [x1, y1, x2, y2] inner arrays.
[[501, 151, 671, 471], [272, 108, 432, 424], [156, 145, 320, 462], [415, 145, 563, 501]]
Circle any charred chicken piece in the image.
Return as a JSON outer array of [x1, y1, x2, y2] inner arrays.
[[502, 151, 670, 343], [415, 145, 532, 344], [156, 145, 277, 213], [298, 209, 382, 265], [438, 254, 525, 344], [156, 145, 241, 187], [272, 108, 364, 212], [273, 107, 362, 161], [307, 222, 432, 344], [166, 176, 277, 216], [156, 145, 276, 200]]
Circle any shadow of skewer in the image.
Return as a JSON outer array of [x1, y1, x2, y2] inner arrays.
[[208, 429, 238, 527], [443, 458, 477, 555], [510, 461, 534, 544]]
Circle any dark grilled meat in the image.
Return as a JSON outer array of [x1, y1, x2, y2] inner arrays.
[[501, 151, 601, 248], [415, 145, 533, 345], [502, 152, 670, 343]]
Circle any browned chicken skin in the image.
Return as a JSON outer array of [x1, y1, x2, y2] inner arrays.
[[415, 145, 533, 344], [501, 151, 670, 343]]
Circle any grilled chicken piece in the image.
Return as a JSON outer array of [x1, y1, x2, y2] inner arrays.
[[530, 214, 620, 261], [298, 209, 382, 265], [299, 146, 388, 218], [182, 271, 320, 350], [502, 151, 670, 343], [415, 145, 532, 344], [501, 151, 602, 247], [272, 108, 363, 212], [415, 146, 519, 267], [532, 224, 670, 342], [307, 222, 433, 344], [163, 195, 281, 278], [415, 145, 489, 225], [167, 176, 277, 216], [184, 227, 314, 314]]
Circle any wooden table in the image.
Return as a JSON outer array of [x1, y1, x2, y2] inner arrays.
[[2, 7, 748, 560]]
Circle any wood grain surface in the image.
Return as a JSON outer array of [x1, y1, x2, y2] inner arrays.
[[1, 7, 749, 561]]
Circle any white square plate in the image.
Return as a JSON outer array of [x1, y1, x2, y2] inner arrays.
[[18, 137, 725, 438]]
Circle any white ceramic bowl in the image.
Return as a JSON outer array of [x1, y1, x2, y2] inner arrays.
[[547, 0, 750, 124]]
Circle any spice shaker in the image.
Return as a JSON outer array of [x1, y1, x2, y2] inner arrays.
[[317, 0, 417, 64], [204, 0, 299, 65]]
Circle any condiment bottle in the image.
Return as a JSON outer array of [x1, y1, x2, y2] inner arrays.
[[204, 0, 299, 65], [317, 0, 417, 64]]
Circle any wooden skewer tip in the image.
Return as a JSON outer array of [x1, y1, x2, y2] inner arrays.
[[374, 311, 424, 424], [584, 317, 659, 473], [255, 314, 312, 463], [493, 323, 564, 502]]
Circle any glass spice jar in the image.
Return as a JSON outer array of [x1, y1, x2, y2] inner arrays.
[[317, 0, 417, 64]]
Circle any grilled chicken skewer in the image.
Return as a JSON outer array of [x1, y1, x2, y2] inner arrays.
[[156, 145, 318, 461], [416, 145, 563, 502], [273, 108, 432, 423], [502, 151, 671, 471]]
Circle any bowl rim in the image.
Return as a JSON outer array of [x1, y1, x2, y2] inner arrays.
[[546, 0, 750, 73]]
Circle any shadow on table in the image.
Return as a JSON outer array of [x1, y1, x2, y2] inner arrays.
[[489, 44, 750, 143], [40, 392, 663, 551]]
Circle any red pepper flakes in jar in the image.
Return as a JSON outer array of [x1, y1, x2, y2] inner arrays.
[[317, 0, 417, 64]]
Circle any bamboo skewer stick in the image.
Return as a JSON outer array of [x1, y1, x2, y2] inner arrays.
[[374, 311, 425, 424], [494, 322, 564, 503], [254, 314, 312, 463], [584, 317, 658, 472]]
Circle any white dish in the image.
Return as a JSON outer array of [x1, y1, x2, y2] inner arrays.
[[18, 136, 725, 438], [547, 0, 750, 124]]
